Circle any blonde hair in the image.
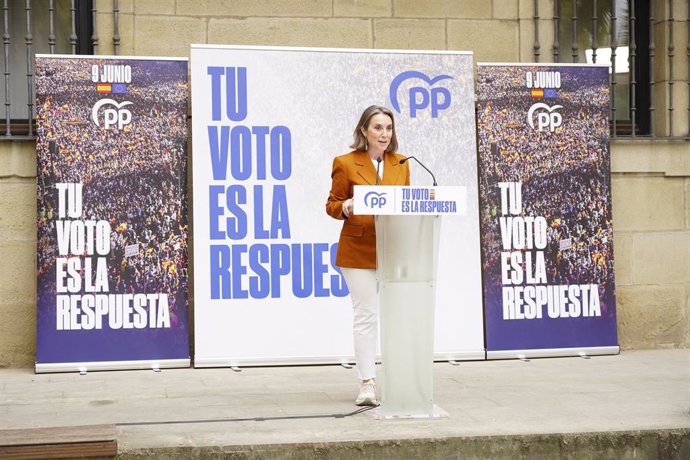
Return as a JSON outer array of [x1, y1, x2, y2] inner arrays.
[[350, 105, 398, 153]]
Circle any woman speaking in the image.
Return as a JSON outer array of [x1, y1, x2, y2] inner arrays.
[[325, 105, 410, 406]]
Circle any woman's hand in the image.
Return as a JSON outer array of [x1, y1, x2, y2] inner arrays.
[[342, 198, 353, 218]]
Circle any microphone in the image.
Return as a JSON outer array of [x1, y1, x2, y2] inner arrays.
[[375, 157, 382, 185], [399, 156, 437, 186]]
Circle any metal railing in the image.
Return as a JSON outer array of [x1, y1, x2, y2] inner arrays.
[[1, 0, 689, 139], [533, 0, 690, 139], [1, 0, 95, 138]]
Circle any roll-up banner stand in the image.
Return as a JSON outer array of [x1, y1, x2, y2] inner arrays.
[[476, 63, 619, 359], [35, 56, 190, 373], [191, 45, 484, 367]]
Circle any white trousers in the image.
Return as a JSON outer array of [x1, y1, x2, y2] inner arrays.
[[340, 267, 378, 381]]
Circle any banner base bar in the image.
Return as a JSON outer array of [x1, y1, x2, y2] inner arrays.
[[486, 346, 620, 360], [434, 350, 486, 361], [35, 359, 190, 374], [194, 350, 487, 368], [194, 356, 356, 368]]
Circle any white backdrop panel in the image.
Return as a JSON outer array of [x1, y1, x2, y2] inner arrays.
[[191, 45, 484, 366]]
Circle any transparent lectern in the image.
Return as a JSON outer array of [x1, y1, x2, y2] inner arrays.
[[376, 214, 441, 418], [352, 185, 465, 419]]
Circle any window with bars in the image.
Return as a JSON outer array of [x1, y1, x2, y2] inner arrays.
[[543, 0, 689, 138], [1, 0, 92, 137], [557, 0, 636, 133]]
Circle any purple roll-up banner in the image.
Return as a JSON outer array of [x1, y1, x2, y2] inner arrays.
[[35, 56, 190, 372], [476, 64, 619, 359]]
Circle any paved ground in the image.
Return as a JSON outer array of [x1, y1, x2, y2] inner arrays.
[[1, 349, 688, 457]]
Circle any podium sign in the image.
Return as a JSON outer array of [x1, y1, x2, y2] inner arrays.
[[352, 185, 465, 216]]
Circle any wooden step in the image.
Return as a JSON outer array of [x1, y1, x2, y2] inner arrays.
[[0, 424, 117, 459]]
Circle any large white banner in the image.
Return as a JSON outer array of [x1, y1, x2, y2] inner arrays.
[[191, 45, 483, 366]]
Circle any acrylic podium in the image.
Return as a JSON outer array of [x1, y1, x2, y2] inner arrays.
[[352, 185, 464, 418]]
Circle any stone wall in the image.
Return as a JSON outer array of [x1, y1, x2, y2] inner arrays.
[[0, 0, 687, 366], [0, 142, 37, 367], [95, 0, 524, 61], [611, 141, 690, 349]]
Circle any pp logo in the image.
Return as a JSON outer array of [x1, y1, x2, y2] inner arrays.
[[92, 98, 133, 130], [527, 103, 563, 132], [364, 191, 387, 208], [389, 71, 453, 118]]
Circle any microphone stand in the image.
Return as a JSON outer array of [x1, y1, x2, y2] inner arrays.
[[399, 156, 438, 186]]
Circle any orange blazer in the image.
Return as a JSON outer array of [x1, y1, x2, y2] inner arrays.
[[326, 150, 410, 268]]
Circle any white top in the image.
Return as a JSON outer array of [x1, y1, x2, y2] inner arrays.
[[371, 157, 384, 179]]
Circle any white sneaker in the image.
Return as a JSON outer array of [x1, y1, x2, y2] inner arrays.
[[355, 380, 377, 406]]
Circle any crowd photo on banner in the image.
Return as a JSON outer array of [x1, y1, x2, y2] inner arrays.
[[476, 64, 618, 355], [35, 57, 190, 370]]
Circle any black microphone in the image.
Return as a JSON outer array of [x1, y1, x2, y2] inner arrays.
[[375, 157, 382, 185], [399, 156, 437, 186]]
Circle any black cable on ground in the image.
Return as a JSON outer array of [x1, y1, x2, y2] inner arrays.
[[116, 405, 379, 427]]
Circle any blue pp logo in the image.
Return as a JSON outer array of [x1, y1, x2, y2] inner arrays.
[[389, 71, 453, 118], [364, 191, 387, 208]]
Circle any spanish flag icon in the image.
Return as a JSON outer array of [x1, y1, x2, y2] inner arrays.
[[530, 89, 544, 98]]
